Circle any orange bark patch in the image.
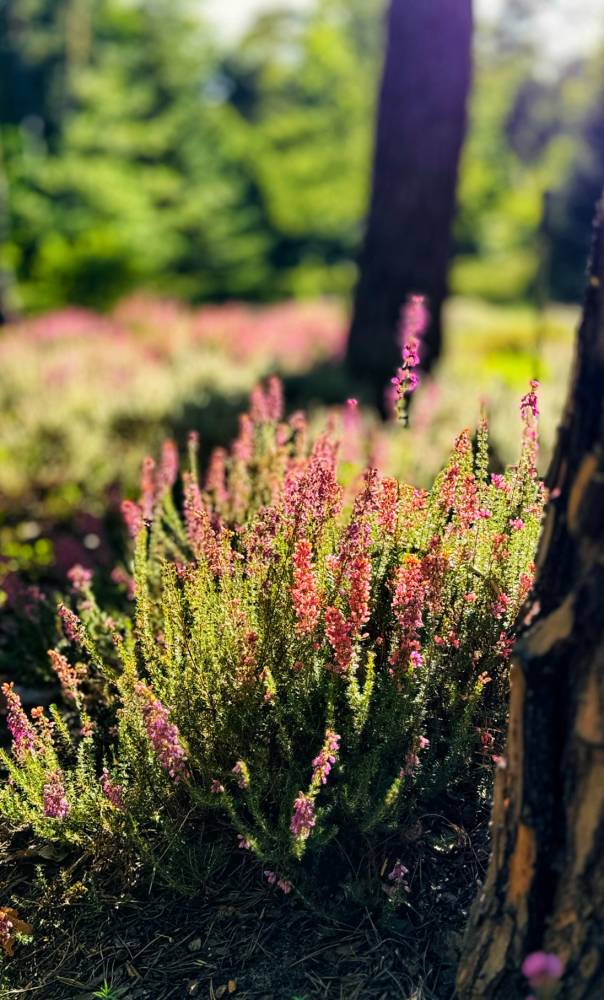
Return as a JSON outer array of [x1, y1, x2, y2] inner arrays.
[[506, 823, 536, 906]]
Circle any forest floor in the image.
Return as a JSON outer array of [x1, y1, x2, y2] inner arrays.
[[1, 807, 488, 1000]]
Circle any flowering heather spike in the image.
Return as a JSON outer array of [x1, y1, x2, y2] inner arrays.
[[2, 682, 35, 758], [390, 556, 427, 669], [391, 294, 429, 424], [210, 779, 224, 794], [135, 685, 189, 782], [205, 447, 228, 506], [158, 439, 178, 492], [348, 555, 371, 635], [101, 768, 125, 811], [290, 792, 316, 840], [43, 770, 69, 819], [325, 606, 353, 673], [291, 539, 321, 636], [266, 375, 284, 423], [378, 477, 399, 534], [121, 499, 144, 539], [311, 730, 340, 786], [237, 834, 251, 850], [140, 456, 156, 519], [48, 649, 80, 703], [58, 604, 83, 644]]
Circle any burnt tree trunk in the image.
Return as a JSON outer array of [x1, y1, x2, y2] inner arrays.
[[346, 0, 473, 411], [457, 200, 604, 998]]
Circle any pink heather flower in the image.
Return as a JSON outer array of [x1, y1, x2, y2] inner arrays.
[[491, 473, 511, 492], [439, 464, 459, 512], [205, 447, 229, 506], [182, 475, 222, 573], [510, 518, 525, 531], [210, 779, 224, 794], [43, 770, 69, 819], [31, 706, 55, 751], [135, 686, 189, 782], [48, 649, 80, 703], [410, 650, 423, 669], [291, 539, 321, 636], [520, 380, 540, 420], [522, 952, 563, 989], [378, 477, 399, 533], [121, 499, 144, 538], [140, 456, 156, 519], [464, 591, 477, 603], [290, 792, 316, 840], [237, 834, 251, 850], [312, 730, 341, 786], [264, 869, 291, 892], [392, 294, 428, 422], [492, 592, 512, 620], [264, 869, 278, 885], [0, 912, 14, 952], [266, 375, 284, 423], [325, 606, 353, 673], [418, 735, 430, 750], [2, 683, 35, 758], [391, 556, 426, 667], [58, 604, 82, 643], [67, 564, 92, 591], [348, 555, 371, 635], [388, 861, 409, 886], [157, 439, 178, 493], [232, 761, 249, 789], [101, 768, 125, 811]]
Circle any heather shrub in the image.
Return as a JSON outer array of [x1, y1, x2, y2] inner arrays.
[[0, 378, 543, 904]]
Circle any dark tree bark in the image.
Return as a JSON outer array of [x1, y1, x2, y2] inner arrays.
[[346, 0, 473, 410], [457, 198, 604, 998]]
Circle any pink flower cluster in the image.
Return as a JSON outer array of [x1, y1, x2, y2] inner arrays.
[[136, 686, 189, 782], [264, 870, 292, 893], [522, 951, 563, 992], [48, 649, 81, 703], [58, 604, 83, 643], [290, 792, 316, 840], [43, 770, 69, 819], [291, 539, 321, 636], [2, 683, 36, 759], [312, 730, 341, 786], [67, 564, 93, 591], [232, 761, 249, 789], [101, 768, 125, 811], [388, 861, 409, 887], [391, 294, 429, 422]]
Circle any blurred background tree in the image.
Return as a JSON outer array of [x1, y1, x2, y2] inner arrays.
[[0, 0, 603, 314]]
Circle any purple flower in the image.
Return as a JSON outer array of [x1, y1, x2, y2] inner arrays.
[[135, 685, 189, 782], [101, 768, 125, 811], [2, 683, 35, 758], [43, 770, 69, 819], [58, 604, 83, 643], [311, 730, 341, 786], [522, 952, 563, 989], [67, 564, 93, 592], [290, 792, 316, 840], [388, 861, 410, 888]]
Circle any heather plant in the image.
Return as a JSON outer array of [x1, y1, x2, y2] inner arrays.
[[0, 377, 543, 904]]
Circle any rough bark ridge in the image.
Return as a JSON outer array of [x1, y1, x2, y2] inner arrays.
[[457, 201, 604, 998], [347, 0, 472, 410]]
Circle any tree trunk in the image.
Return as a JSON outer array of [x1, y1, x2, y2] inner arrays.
[[346, 0, 473, 411], [457, 198, 604, 998]]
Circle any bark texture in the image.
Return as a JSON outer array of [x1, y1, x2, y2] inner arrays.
[[347, 0, 473, 410], [457, 200, 604, 998]]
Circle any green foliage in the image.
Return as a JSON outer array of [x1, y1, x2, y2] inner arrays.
[[1, 379, 543, 904]]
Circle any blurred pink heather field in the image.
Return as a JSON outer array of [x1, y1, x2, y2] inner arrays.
[[1, 364, 545, 922]]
